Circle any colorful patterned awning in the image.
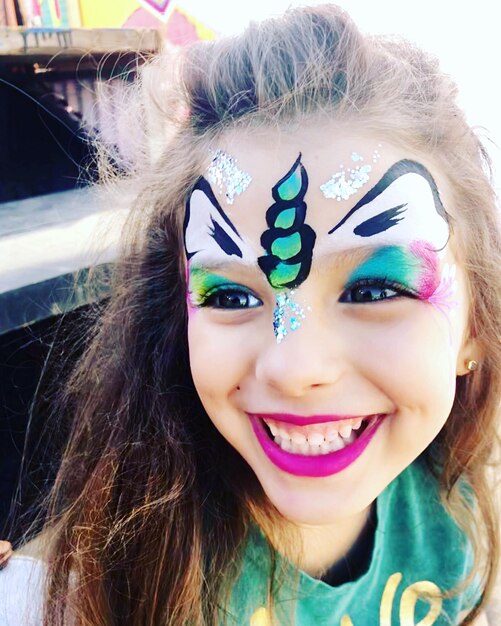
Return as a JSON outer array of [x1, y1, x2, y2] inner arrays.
[[77, 0, 216, 43]]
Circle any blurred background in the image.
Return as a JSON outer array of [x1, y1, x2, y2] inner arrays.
[[1, 0, 499, 540]]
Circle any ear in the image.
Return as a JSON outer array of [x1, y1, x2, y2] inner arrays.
[[456, 334, 483, 376]]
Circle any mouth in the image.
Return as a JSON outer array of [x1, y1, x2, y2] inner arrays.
[[249, 413, 385, 477]]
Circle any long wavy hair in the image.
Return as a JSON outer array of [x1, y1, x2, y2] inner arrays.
[[32, 5, 501, 625]]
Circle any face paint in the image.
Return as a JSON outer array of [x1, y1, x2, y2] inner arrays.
[[186, 152, 452, 348], [184, 177, 255, 267], [320, 146, 382, 202], [326, 160, 449, 253], [207, 149, 252, 205], [426, 262, 459, 315], [257, 154, 316, 290], [273, 290, 307, 344], [188, 266, 229, 307], [187, 266, 261, 311], [345, 242, 440, 302]]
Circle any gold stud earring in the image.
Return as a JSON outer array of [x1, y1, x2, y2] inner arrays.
[[466, 360, 479, 372]]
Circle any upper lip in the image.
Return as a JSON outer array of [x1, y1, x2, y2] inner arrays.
[[248, 412, 380, 426]]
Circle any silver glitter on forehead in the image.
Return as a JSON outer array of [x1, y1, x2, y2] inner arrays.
[[206, 149, 252, 205], [273, 290, 308, 344], [320, 145, 382, 202]]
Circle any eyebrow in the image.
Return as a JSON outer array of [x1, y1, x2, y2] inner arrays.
[[311, 246, 379, 275], [328, 159, 448, 235], [188, 257, 258, 275], [189, 244, 370, 275], [190, 241, 436, 286]]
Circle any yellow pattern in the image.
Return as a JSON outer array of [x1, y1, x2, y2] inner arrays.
[[47, 0, 62, 27], [78, 0, 139, 28], [399, 580, 442, 626], [250, 606, 272, 626], [380, 572, 403, 626], [253, 572, 444, 625]]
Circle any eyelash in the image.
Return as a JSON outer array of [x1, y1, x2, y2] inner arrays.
[[193, 277, 417, 309], [340, 278, 418, 304], [196, 285, 263, 309]]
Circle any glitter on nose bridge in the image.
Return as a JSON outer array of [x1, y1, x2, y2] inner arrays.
[[273, 290, 308, 344]]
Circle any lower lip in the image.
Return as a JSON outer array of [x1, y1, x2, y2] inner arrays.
[[249, 414, 385, 477]]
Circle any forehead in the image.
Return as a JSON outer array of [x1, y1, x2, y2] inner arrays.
[[200, 125, 450, 248]]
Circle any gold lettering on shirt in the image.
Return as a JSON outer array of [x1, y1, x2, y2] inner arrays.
[[250, 606, 272, 626], [340, 572, 443, 626], [380, 572, 403, 625], [249, 573, 444, 625], [399, 580, 442, 626]]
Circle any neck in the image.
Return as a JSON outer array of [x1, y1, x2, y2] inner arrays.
[[255, 503, 373, 578], [294, 505, 372, 577]]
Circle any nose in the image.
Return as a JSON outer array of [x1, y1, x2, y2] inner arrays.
[[254, 310, 347, 398]]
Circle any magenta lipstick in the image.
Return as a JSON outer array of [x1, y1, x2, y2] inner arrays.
[[249, 413, 384, 477]]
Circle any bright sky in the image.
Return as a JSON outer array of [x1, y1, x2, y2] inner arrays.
[[177, 0, 501, 189]]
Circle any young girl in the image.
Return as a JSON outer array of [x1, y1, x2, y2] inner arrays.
[[1, 4, 500, 625]]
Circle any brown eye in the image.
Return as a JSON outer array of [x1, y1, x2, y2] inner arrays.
[[204, 287, 262, 309], [340, 279, 414, 304]]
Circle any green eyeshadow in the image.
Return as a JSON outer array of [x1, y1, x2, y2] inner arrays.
[[346, 246, 421, 290], [188, 267, 236, 305]]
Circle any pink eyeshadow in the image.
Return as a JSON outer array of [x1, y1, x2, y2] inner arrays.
[[410, 240, 440, 300]]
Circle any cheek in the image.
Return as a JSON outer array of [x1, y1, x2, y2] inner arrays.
[[187, 316, 248, 407], [354, 304, 459, 411]]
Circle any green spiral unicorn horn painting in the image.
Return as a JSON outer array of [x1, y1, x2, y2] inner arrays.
[[258, 154, 316, 290]]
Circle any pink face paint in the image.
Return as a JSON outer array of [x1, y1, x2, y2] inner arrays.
[[426, 262, 459, 315], [186, 264, 197, 317], [345, 241, 440, 301], [409, 240, 440, 299]]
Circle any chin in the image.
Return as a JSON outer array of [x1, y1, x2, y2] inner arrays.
[[258, 479, 367, 527]]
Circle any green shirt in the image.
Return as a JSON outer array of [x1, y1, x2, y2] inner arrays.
[[226, 460, 478, 626]]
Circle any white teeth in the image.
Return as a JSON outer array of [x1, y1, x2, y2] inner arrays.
[[297, 441, 309, 454], [265, 415, 374, 456], [291, 431, 307, 445], [329, 437, 345, 452], [326, 428, 340, 442], [267, 422, 279, 437], [276, 426, 289, 440], [339, 424, 353, 439], [307, 432, 325, 446], [273, 434, 352, 455]]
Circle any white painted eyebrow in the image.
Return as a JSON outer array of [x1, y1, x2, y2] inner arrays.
[[188, 256, 258, 273], [311, 239, 439, 276], [310, 246, 377, 275], [190, 240, 437, 278]]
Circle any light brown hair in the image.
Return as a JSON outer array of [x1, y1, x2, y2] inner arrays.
[[35, 5, 500, 625]]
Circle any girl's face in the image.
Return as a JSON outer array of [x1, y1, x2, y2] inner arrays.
[[185, 122, 476, 526]]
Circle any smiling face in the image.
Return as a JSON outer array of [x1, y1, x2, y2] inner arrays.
[[184, 122, 475, 527]]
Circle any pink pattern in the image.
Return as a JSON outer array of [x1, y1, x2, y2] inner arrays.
[[409, 240, 439, 299], [427, 263, 459, 316], [140, 0, 172, 15]]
